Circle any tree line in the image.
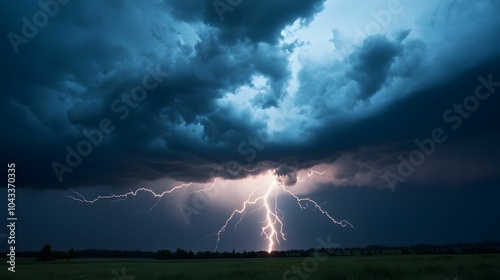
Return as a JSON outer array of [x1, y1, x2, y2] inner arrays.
[[20, 241, 500, 261], [37, 244, 76, 261]]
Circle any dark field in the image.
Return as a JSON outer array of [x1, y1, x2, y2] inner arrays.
[[1, 254, 499, 280]]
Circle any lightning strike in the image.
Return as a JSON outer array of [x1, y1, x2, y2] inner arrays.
[[63, 170, 351, 253], [213, 170, 351, 253], [62, 182, 193, 213]]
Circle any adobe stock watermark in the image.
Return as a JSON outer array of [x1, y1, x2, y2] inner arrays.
[[213, 0, 243, 21], [282, 235, 340, 280], [384, 74, 500, 190], [51, 63, 169, 183], [111, 267, 135, 280], [352, 0, 403, 43], [230, 131, 272, 178], [178, 180, 221, 224], [7, 0, 71, 54], [178, 131, 271, 224]]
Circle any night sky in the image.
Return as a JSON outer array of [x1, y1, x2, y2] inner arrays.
[[1, 0, 500, 253]]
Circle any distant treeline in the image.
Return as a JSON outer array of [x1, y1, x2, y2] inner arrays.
[[5, 241, 500, 261]]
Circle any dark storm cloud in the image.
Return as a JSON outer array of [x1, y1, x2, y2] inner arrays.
[[1, 0, 500, 190], [347, 30, 415, 100], [164, 0, 326, 43], [274, 165, 298, 186], [0, 0, 317, 188], [311, 55, 500, 187]]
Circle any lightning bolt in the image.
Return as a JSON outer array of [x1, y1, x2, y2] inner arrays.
[[297, 168, 326, 182], [213, 170, 351, 253], [61, 182, 193, 213], [63, 170, 351, 253]]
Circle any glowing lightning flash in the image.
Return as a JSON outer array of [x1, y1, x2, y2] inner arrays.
[[61, 183, 193, 213], [63, 170, 352, 253], [213, 171, 352, 253]]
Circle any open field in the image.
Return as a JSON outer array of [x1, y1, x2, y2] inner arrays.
[[1, 255, 499, 280]]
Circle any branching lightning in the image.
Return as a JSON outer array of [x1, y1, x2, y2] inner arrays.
[[61, 183, 192, 213], [63, 169, 351, 253], [213, 171, 351, 253]]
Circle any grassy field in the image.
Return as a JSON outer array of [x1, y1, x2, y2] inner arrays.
[[1, 255, 499, 280]]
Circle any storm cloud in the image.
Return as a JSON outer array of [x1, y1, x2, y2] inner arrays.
[[1, 0, 499, 191]]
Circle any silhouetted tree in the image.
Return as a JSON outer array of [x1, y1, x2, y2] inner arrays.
[[37, 244, 52, 261], [68, 249, 76, 261], [52, 250, 66, 261]]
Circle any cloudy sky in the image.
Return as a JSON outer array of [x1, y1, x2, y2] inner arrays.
[[1, 0, 499, 252]]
